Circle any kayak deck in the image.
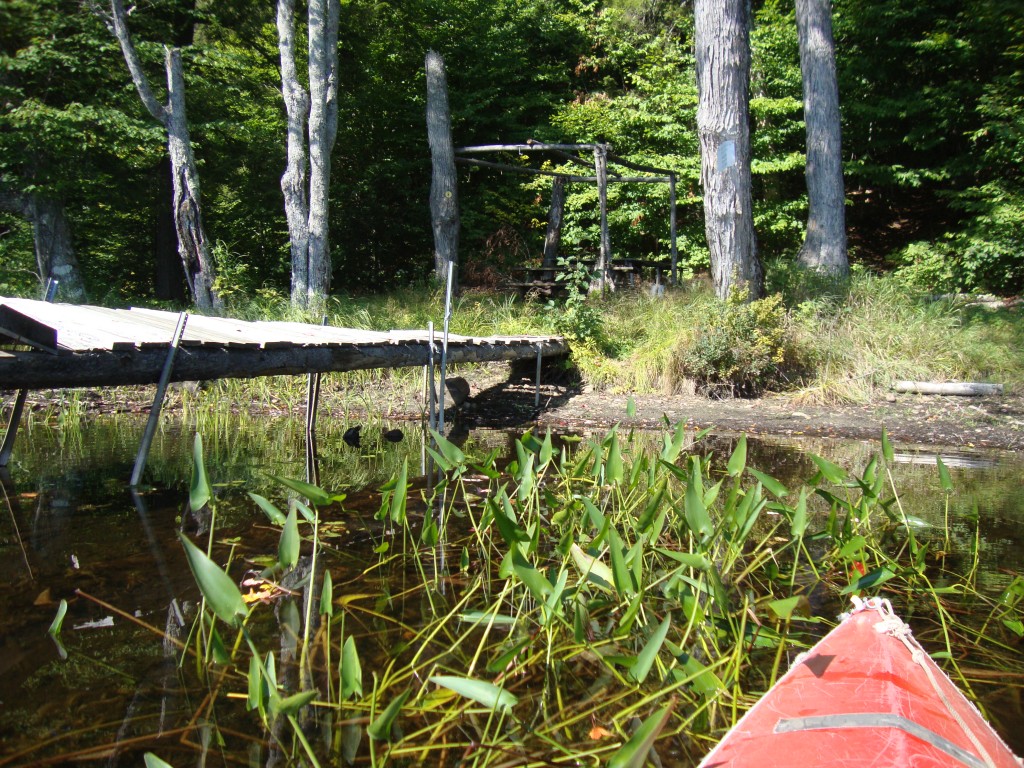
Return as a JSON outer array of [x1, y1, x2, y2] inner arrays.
[[699, 597, 1021, 767]]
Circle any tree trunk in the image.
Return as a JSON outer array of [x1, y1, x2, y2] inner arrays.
[[305, 0, 340, 306], [108, 0, 220, 312], [591, 144, 614, 293], [425, 50, 460, 294], [277, 0, 310, 304], [694, 0, 764, 300], [541, 175, 565, 280], [0, 184, 87, 302], [165, 47, 220, 311], [795, 0, 848, 276], [29, 195, 87, 303]]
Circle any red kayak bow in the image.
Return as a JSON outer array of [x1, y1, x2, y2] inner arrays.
[[699, 597, 1021, 767]]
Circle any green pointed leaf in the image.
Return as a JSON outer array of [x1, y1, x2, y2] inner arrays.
[[273, 690, 317, 717], [630, 613, 672, 684], [680, 654, 725, 695], [320, 570, 333, 617], [748, 468, 789, 498], [839, 535, 867, 559], [881, 427, 894, 464], [791, 488, 808, 539], [841, 567, 897, 595], [661, 421, 687, 463], [936, 455, 954, 493], [279, 506, 300, 570], [341, 635, 363, 699], [388, 458, 409, 523], [367, 688, 411, 741], [727, 434, 747, 477], [569, 543, 614, 591], [607, 702, 675, 768], [270, 475, 331, 507], [513, 557, 553, 601], [767, 595, 808, 620], [607, 527, 635, 598], [144, 754, 175, 768], [684, 458, 712, 540], [48, 599, 68, 637], [190, 434, 211, 512], [606, 431, 624, 484], [538, 429, 554, 468], [429, 675, 517, 713], [655, 549, 711, 570], [178, 533, 247, 626], [249, 492, 286, 525], [810, 454, 848, 485], [626, 396, 637, 418], [429, 428, 466, 467], [247, 656, 263, 711]]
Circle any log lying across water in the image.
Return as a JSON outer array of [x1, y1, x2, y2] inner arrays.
[[893, 381, 1004, 396]]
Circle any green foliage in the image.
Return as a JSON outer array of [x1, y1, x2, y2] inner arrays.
[[677, 290, 789, 396], [546, 257, 606, 346]]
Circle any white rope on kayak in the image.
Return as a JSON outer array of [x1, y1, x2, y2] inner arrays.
[[848, 596, 1000, 768]]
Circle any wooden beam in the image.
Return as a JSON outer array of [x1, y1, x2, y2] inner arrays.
[[0, 339, 570, 390]]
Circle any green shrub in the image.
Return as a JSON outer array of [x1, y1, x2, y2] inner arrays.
[[677, 289, 788, 396]]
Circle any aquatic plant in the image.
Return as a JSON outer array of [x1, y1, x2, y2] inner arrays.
[[133, 425, 1024, 766]]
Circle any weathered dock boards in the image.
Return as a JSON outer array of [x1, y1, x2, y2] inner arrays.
[[0, 298, 568, 390]]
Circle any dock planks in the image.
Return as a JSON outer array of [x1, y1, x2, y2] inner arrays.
[[0, 298, 568, 390]]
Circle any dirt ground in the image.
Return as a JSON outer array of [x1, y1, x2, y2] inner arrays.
[[5, 364, 1022, 453], [443, 365, 1024, 453]]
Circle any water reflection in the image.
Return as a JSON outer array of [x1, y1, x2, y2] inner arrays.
[[1, 414, 1022, 764]]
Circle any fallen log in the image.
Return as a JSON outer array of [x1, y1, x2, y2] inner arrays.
[[893, 381, 1003, 396]]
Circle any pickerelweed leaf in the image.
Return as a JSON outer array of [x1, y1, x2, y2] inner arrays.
[[748, 468, 789, 498], [48, 598, 68, 637], [630, 613, 672, 684], [607, 702, 675, 768], [936, 455, 954, 493], [341, 635, 363, 699], [178, 533, 247, 626], [429, 428, 466, 467], [279, 506, 300, 570], [367, 688, 411, 741], [841, 566, 896, 594], [569, 543, 614, 591], [810, 453, 848, 485], [144, 754, 175, 768], [248, 492, 286, 524], [269, 474, 331, 507], [190, 434, 211, 512], [727, 434, 747, 477], [429, 675, 518, 713]]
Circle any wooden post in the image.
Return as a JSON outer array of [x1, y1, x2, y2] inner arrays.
[[130, 312, 188, 487], [542, 175, 566, 280], [426, 50, 460, 293], [592, 145, 612, 293], [669, 172, 678, 284]]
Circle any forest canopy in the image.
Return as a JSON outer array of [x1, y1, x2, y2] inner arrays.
[[1, 0, 1021, 303]]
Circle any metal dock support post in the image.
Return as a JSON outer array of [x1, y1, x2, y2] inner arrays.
[[535, 343, 543, 408], [0, 278, 59, 468], [130, 312, 188, 487]]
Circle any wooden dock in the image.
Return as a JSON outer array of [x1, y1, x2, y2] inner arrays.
[[0, 298, 568, 390]]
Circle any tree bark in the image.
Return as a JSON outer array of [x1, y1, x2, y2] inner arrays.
[[591, 144, 614, 293], [306, 0, 340, 306], [796, 0, 848, 276], [425, 50, 460, 294], [277, 0, 310, 303], [153, 157, 186, 301], [108, 0, 220, 312], [541, 175, 565, 280], [277, 0, 339, 309], [0, 185, 87, 302], [694, 0, 764, 300]]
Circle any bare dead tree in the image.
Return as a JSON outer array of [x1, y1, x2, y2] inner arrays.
[[105, 0, 221, 312], [277, 0, 340, 310], [425, 50, 460, 294]]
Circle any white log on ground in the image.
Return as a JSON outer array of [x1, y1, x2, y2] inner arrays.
[[893, 381, 1004, 396]]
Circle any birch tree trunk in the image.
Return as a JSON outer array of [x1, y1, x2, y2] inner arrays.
[[306, 0, 340, 305], [108, 0, 220, 312], [425, 50, 460, 294], [277, 0, 339, 309], [694, 0, 764, 300], [277, 0, 310, 303], [796, 0, 849, 276]]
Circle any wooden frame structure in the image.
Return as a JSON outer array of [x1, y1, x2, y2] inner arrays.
[[455, 139, 679, 288]]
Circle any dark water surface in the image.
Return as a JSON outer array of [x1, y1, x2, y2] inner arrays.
[[1, 413, 1022, 765]]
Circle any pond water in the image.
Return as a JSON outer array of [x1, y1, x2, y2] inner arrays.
[[1, 412, 1022, 766]]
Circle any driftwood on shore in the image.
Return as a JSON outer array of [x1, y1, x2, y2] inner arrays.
[[893, 381, 1004, 396]]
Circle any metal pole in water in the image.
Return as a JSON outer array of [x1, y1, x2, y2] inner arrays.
[[427, 321, 437, 431], [437, 259, 454, 435], [535, 343, 543, 408], [130, 312, 188, 487]]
